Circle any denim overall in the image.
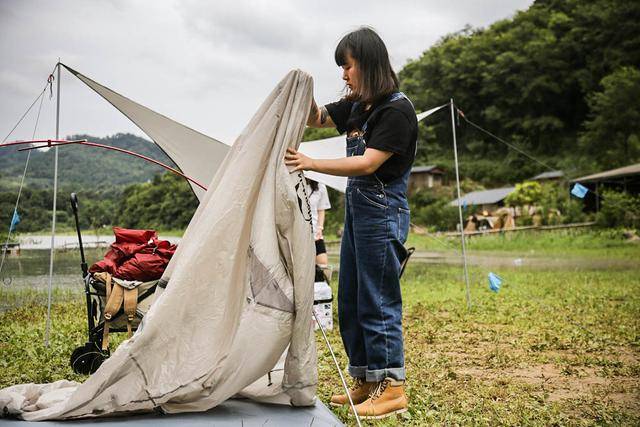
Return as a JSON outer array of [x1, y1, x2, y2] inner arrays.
[[339, 92, 411, 382]]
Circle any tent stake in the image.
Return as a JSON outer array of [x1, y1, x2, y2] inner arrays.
[[44, 61, 60, 346], [450, 99, 472, 310], [313, 311, 362, 427]]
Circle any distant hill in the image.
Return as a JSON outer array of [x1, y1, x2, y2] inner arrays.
[[0, 133, 176, 192]]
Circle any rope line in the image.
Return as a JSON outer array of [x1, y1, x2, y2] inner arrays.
[[312, 310, 362, 427], [458, 111, 558, 173], [0, 77, 49, 280], [1, 64, 57, 144], [1, 88, 47, 144], [456, 106, 638, 219]]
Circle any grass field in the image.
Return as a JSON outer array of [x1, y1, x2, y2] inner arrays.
[[319, 264, 639, 425], [0, 230, 638, 425]]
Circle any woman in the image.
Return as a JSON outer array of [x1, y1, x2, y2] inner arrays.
[[285, 27, 417, 419], [306, 178, 331, 268]]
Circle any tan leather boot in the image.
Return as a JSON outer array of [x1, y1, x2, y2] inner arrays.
[[329, 377, 376, 407], [353, 378, 408, 419]]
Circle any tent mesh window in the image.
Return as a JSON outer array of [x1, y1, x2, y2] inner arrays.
[[248, 247, 294, 313]]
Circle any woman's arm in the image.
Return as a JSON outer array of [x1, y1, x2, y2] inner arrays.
[[307, 99, 336, 128], [285, 147, 392, 176], [316, 210, 325, 240]]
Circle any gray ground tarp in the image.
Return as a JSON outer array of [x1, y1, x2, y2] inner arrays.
[[0, 400, 343, 426]]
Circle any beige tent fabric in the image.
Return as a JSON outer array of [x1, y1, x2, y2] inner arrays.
[[0, 69, 316, 420]]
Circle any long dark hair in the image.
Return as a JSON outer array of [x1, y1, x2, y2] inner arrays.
[[335, 27, 399, 104], [306, 177, 319, 193]]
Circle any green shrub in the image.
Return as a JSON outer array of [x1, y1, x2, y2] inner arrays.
[[411, 192, 459, 231], [596, 190, 640, 228], [505, 181, 543, 206]]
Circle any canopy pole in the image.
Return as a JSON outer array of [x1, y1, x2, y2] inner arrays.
[[44, 61, 60, 346], [450, 99, 472, 310]]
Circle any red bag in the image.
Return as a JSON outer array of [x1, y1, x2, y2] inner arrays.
[[89, 227, 177, 281]]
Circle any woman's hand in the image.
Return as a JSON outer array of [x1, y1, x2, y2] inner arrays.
[[285, 147, 393, 176], [285, 147, 315, 172]]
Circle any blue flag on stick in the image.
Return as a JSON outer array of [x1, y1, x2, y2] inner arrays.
[[488, 272, 502, 293], [9, 209, 20, 233], [571, 183, 588, 199]]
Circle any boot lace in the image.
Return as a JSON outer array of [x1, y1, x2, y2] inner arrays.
[[370, 379, 391, 401]]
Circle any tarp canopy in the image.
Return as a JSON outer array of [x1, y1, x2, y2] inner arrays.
[[62, 64, 231, 201], [0, 69, 317, 420]]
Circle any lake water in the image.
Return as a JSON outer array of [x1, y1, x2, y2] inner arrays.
[[1, 244, 637, 313]]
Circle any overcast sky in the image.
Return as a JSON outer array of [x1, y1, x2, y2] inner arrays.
[[0, 0, 532, 145]]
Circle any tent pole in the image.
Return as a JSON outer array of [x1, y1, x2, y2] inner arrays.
[[44, 61, 61, 346], [313, 311, 362, 427], [450, 99, 472, 310]]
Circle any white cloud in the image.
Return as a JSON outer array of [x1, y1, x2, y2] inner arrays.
[[0, 0, 532, 145]]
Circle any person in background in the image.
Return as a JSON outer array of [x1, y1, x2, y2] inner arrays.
[[286, 26, 415, 419], [307, 178, 331, 268]]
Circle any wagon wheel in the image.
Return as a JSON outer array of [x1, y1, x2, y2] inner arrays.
[[70, 342, 109, 375]]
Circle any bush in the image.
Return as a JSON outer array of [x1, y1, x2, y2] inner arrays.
[[417, 200, 459, 231], [596, 190, 640, 228], [505, 181, 543, 206], [410, 188, 459, 231]]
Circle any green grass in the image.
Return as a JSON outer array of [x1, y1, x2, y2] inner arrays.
[[0, 230, 640, 426], [1, 263, 638, 425], [319, 264, 640, 425]]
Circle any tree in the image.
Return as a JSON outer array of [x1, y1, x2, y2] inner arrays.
[[579, 67, 640, 168], [398, 0, 640, 184], [505, 181, 543, 206]]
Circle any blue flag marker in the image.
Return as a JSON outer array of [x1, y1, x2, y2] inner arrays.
[[462, 200, 468, 211], [488, 272, 502, 293], [9, 209, 20, 233], [571, 183, 588, 199]]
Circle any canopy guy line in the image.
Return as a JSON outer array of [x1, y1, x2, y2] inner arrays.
[[313, 311, 362, 427], [0, 75, 49, 281], [458, 110, 558, 173], [457, 106, 636, 216], [1, 64, 57, 144]]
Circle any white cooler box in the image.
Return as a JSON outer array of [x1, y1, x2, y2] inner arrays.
[[313, 280, 333, 331]]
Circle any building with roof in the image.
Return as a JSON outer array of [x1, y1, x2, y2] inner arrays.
[[571, 163, 640, 211], [408, 165, 445, 194], [449, 187, 516, 212]]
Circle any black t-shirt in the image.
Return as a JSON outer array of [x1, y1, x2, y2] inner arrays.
[[325, 95, 418, 183]]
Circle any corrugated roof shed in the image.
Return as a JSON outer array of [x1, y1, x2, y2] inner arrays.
[[450, 187, 516, 207], [571, 163, 640, 183]]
